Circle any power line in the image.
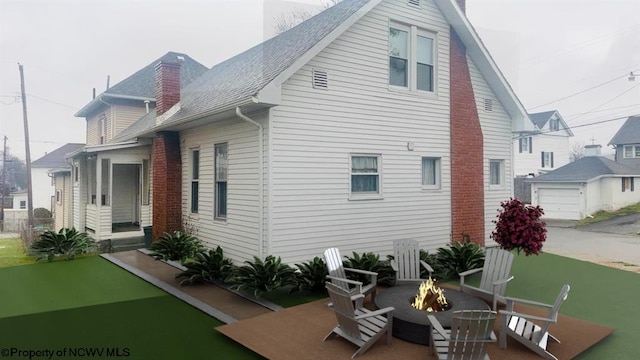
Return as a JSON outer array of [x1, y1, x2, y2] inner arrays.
[[514, 114, 636, 139], [566, 83, 640, 124]]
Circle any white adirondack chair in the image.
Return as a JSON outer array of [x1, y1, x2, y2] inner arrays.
[[324, 282, 394, 359], [499, 284, 571, 360], [459, 247, 514, 310], [428, 310, 497, 360], [324, 248, 378, 306], [390, 239, 434, 285]]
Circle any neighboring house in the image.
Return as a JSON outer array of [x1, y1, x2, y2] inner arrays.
[[608, 115, 640, 171], [514, 110, 573, 177], [528, 156, 640, 220], [68, 52, 208, 243], [71, 0, 535, 263], [10, 189, 27, 210]]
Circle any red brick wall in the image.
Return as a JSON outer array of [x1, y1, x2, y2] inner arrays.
[[152, 131, 182, 240], [155, 61, 181, 116], [450, 27, 485, 246]]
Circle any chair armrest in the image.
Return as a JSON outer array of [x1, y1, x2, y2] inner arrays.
[[492, 275, 514, 287], [504, 296, 554, 309], [420, 260, 434, 275], [499, 310, 558, 324], [355, 307, 394, 320], [390, 260, 398, 272], [427, 315, 449, 338], [459, 268, 483, 278], [344, 267, 378, 284]]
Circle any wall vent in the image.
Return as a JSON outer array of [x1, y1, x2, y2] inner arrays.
[[483, 98, 493, 112], [312, 69, 328, 89], [408, 0, 421, 7]]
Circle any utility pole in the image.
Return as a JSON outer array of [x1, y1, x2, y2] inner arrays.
[[19, 64, 34, 228], [0, 136, 6, 232]]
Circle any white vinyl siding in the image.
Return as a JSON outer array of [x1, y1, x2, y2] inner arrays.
[[86, 111, 112, 146], [269, 0, 452, 263], [180, 111, 268, 263], [113, 104, 148, 139]]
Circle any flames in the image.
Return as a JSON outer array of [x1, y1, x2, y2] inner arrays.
[[411, 277, 449, 312]]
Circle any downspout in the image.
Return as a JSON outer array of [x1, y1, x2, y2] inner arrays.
[[235, 107, 265, 259]]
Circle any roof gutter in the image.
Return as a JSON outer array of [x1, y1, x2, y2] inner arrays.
[[235, 106, 265, 259], [75, 93, 156, 117]]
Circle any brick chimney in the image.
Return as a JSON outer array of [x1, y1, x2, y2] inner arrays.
[[152, 131, 182, 241], [155, 60, 181, 115], [450, 0, 485, 245]]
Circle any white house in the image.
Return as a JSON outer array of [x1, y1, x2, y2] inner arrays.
[[71, 0, 535, 262]]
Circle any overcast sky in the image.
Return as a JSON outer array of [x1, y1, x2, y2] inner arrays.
[[1, 0, 639, 161]]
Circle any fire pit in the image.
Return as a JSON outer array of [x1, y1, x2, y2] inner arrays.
[[374, 283, 490, 345]]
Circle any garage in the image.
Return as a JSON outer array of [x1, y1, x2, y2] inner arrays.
[[537, 188, 581, 220]]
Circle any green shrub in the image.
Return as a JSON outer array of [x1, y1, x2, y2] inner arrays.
[[29, 228, 96, 262], [149, 231, 203, 263], [419, 249, 449, 279], [343, 251, 395, 286], [228, 255, 297, 298], [293, 256, 328, 293], [175, 246, 234, 286], [435, 242, 485, 280]]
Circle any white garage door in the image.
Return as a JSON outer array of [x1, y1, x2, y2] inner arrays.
[[538, 188, 581, 220]]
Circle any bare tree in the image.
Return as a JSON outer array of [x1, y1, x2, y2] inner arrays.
[[272, 0, 342, 34], [569, 141, 585, 162]]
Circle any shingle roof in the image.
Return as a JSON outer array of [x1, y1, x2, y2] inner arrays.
[[608, 115, 640, 145], [528, 110, 556, 129], [75, 52, 208, 117], [528, 156, 640, 182], [31, 143, 85, 168], [163, 0, 371, 124]]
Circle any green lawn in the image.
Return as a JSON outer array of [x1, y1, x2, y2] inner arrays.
[[0, 237, 33, 268], [1, 251, 638, 359]]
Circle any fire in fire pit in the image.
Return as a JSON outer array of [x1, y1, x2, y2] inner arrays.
[[411, 277, 451, 312]]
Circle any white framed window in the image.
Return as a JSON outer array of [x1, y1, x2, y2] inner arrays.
[[74, 165, 79, 183], [98, 115, 106, 144], [519, 137, 532, 153], [489, 159, 504, 186], [20, 200, 26, 209], [56, 190, 62, 205], [350, 154, 382, 199], [190, 149, 199, 213], [541, 151, 554, 168], [389, 22, 435, 93], [622, 177, 635, 192], [215, 143, 228, 220], [549, 119, 559, 132], [421, 157, 441, 189], [623, 145, 640, 158]]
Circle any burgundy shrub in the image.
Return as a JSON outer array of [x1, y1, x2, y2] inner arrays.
[[491, 198, 547, 256]]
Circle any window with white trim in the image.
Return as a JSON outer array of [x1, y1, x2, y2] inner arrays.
[[623, 145, 640, 158], [20, 200, 26, 209], [389, 22, 435, 92], [549, 119, 559, 131], [489, 160, 503, 186], [190, 149, 199, 213], [98, 115, 106, 144], [421, 157, 440, 189], [350, 154, 381, 197], [541, 151, 554, 168], [519, 137, 532, 153], [56, 190, 62, 205], [622, 177, 635, 192], [215, 143, 228, 219]]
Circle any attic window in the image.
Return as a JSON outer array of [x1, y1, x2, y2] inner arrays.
[[483, 98, 493, 112], [408, 0, 421, 7], [312, 69, 328, 90]]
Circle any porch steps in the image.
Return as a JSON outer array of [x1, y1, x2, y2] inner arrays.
[[107, 236, 147, 253]]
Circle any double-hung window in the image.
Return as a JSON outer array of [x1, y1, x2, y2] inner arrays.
[[519, 137, 532, 153], [549, 119, 559, 131], [541, 151, 554, 168], [190, 149, 199, 213], [623, 145, 640, 158], [350, 154, 381, 197], [389, 22, 435, 92], [422, 157, 440, 189], [489, 160, 503, 186], [215, 143, 228, 219]]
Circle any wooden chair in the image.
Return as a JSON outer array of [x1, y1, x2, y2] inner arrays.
[[459, 247, 514, 310], [324, 282, 394, 358], [324, 248, 378, 306], [390, 239, 434, 285], [499, 284, 571, 360], [428, 310, 497, 360]]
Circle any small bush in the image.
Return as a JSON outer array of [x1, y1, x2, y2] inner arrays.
[[491, 198, 546, 256], [228, 255, 297, 298], [29, 228, 96, 262], [434, 242, 485, 280], [149, 231, 203, 263], [175, 246, 234, 286], [293, 256, 328, 293], [343, 251, 395, 286]]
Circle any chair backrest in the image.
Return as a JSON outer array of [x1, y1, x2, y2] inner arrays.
[[393, 239, 422, 281], [538, 284, 571, 336], [449, 310, 497, 359], [324, 248, 349, 289], [478, 247, 514, 295], [325, 282, 361, 340]]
